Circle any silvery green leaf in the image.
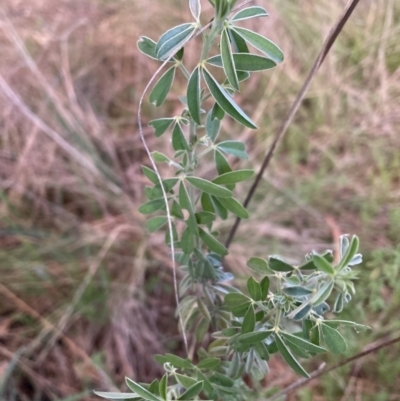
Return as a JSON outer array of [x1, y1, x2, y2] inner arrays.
[[247, 257, 270, 274], [94, 391, 141, 400], [199, 228, 228, 256], [338, 235, 360, 271], [175, 373, 197, 389], [172, 122, 189, 151], [237, 330, 273, 344], [154, 354, 193, 369], [241, 304, 255, 334], [221, 29, 239, 90], [213, 169, 254, 185], [349, 253, 362, 266], [197, 357, 220, 370], [283, 286, 312, 297], [202, 68, 257, 129], [156, 23, 196, 60], [149, 118, 175, 137], [231, 6, 268, 22], [228, 28, 249, 53], [247, 276, 262, 301], [217, 140, 248, 159], [207, 53, 276, 71], [281, 332, 327, 354], [218, 197, 249, 219], [323, 320, 370, 332], [339, 234, 350, 256], [189, 0, 201, 20], [320, 324, 347, 354], [126, 378, 162, 401], [311, 281, 334, 306], [215, 150, 232, 176], [187, 66, 202, 125], [333, 293, 344, 313], [137, 36, 158, 60], [312, 254, 335, 275], [149, 67, 176, 106], [275, 333, 310, 378], [151, 151, 170, 163], [186, 176, 232, 198], [232, 27, 284, 63], [206, 111, 221, 142]]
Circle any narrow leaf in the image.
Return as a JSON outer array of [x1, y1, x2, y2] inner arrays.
[[197, 358, 220, 370], [156, 23, 196, 60], [283, 286, 312, 297], [231, 6, 268, 21], [179, 381, 204, 400], [146, 216, 168, 233], [313, 254, 335, 275], [237, 330, 273, 344], [232, 27, 284, 63], [247, 277, 262, 301], [217, 140, 248, 159], [142, 166, 159, 184], [175, 374, 197, 389], [149, 118, 175, 137], [181, 226, 195, 254], [260, 276, 270, 300], [241, 304, 255, 334], [159, 374, 167, 401], [210, 196, 228, 219], [186, 176, 232, 198], [202, 68, 257, 129], [247, 257, 270, 274], [179, 181, 193, 211], [211, 101, 225, 120], [94, 391, 141, 400], [281, 332, 327, 354], [228, 28, 249, 53], [225, 292, 251, 307], [217, 197, 249, 219], [189, 0, 201, 20], [138, 198, 166, 215], [125, 378, 161, 401], [207, 53, 276, 71], [172, 123, 189, 151], [149, 67, 176, 106], [199, 228, 228, 256], [187, 67, 201, 125], [137, 36, 158, 60], [154, 354, 193, 369], [215, 150, 232, 175], [269, 257, 294, 272], [320, 324, 348, 354], [221, 29, 239, 90], [213, 169, 254, 185], [275, 334, 310, 378], [206, 111, 221, 142], [195, 211, 215, 224]]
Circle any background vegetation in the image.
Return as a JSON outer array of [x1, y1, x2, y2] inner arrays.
[[0, 0, 399, 400]]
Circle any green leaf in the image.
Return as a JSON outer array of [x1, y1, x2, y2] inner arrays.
[[181, 226, 195, 254], [138, 198, 166, 214], [146, 216, 168, 233], [179, 181, 193, 211], [179, 381, 203, 400], [215, 150, 232, 175], [237, 330, 273, 344], [232, 27, 284, 63], [172, 123, 189, 151], [206, 111, 221, 142], [149, 118, 175, 137], [159, 374, 167, 401], [189, 0, 201, 20], [156, 23, 196, 60], [217, 140, 248, 159], [152, 151, 170, 163], [283, 286, 313, 297], [186, 176, 232, 198], [213, 169, 254, 185], [197, 357, 221, 370], [320, 324, 348, 354], [313, 254, 335, 275], [260, 276, 270, 300], [94, 391, 141, 400], [171, 200, 184, 219], [247, 277, 262, 301], [281, 332, 327, 354], [255, 341, 270, 361], [311, 280, 334, 306], [199, 228, 228, 256], [137, 36, 158, 60], [154, 354, 193, 369], [125, 378, 161, 401], [142, 166, 159, 184], [231, 6, 268, 21], [187, 67, 202, 125], [217, 197, 249, 218], [323, 320, 370, 332], [225, 292, 251, 307], [175, 374, 197, 389], [221, 29, 239, 90], [228, 28, 249, 53], [338, 235, 360, 271], [149, 66, 176, 107], [201, 192, 215, 213], [241, 304, 255, 334], [211, 101, 225, 121], [207, 53, 276, 71], [202, 68, 257, 129], [275, 334, 310, 378], [269, 257, 294, 272], [195, 211, 215, 224], [210, 196, 228, 219], [247, 257, 270, 274]]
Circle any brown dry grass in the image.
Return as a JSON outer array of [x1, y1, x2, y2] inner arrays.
[[0, 0, 399, 400]]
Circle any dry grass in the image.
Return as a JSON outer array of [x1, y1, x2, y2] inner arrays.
[[0, 0, 399, 400]]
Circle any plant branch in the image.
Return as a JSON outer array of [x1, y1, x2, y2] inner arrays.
[[264, 333, 400, 401], [224, 0, 361, 249]]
